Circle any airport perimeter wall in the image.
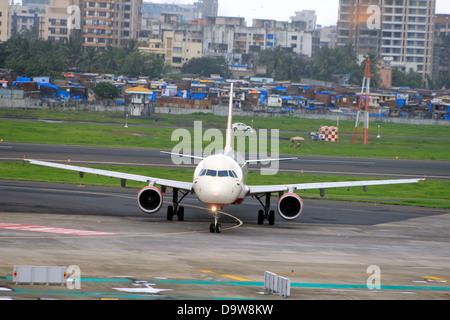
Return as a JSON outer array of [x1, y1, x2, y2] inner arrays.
[[1, 99, 448, 126]]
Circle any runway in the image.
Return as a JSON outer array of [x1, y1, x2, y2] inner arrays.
[[1, 180, 449, 300], [1, 142, 449, 180]]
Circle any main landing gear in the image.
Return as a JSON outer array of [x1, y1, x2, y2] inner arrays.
[[254, 192, 278, 226], [166, 188, 189, 222], [209, 207, 222, 234]]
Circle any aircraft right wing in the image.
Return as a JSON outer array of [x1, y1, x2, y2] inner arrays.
[[26, 159, 193, 192], [248, 178, 424, 195]]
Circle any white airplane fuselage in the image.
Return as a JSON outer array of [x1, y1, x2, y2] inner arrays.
[[192, 154, 248, 208]]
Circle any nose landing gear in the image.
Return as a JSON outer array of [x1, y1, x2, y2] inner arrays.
[[209, 206, 222, 233]]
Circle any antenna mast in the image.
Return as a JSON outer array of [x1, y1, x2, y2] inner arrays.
[[353, 59, 371, 145]]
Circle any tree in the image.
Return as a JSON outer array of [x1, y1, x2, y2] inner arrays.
[[3, 35, 65, 77], [63, 36, 84, 70], [257, 46, 296, 80], [310, 45, 333, 81], [93, 82, 119, 99], [427, 75, 449, 90], [355, 53, 381, 88], [392, 69, 423, 88], [100, 45, 121, 74], [80, 47, 101, 73], [120, 51, 164, 78], [181, 56, 229, 77], [310, 44, 360, 83]]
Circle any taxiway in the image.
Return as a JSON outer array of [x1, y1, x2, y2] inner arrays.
[[0, 180, 449, 300]]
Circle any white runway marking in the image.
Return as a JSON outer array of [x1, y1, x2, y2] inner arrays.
[[0, 222, 119, 236]]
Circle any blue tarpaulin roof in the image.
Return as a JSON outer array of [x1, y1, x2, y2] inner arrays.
[[17, 77, 31, 82], [38, 82, 58, 89]]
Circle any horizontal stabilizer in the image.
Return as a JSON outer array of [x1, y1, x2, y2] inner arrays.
[[245, 157, 297, 165], [160, 151, 205, 161]]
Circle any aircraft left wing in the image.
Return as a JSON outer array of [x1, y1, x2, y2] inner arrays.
[[26, 159, 193, 192], [248, 178, 424, 195]]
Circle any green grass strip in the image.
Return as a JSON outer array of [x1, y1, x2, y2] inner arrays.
[[1, 162, 448, 209]]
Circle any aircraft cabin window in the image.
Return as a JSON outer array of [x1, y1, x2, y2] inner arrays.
[[218, 170, 229, 177], [206, 170, 217, 177]]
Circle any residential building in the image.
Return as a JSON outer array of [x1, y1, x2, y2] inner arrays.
[[0, 0, 10, 42], [381, 0, 435, 78], [196, 0, 218, 18], [201, 16, 316, 58], [432, 14, 450, 83], [337, 0, 436, 81], [142, 0, 218, 26], [337, 0, 382, 53], [117, 0, 142, 46], [319, 25, 337, 49], [21, 0, 49, 13], [139, 28, 202, 69], [291, 10, 317, 32], [10, 5, 43, 36], [82, 0, 115, 47], [83, 0, 142, 48], [142, 2, 199, 24], [42, 0, 80, 42]]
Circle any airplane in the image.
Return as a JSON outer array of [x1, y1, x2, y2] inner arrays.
[[26, 83, 424, 234]]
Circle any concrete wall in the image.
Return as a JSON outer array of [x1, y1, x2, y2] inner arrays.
[[1, 98, 448, 126], [212, 106, 450, 126]]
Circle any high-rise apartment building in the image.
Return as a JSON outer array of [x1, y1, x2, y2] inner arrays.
[[83, 0, 142, 48], [432, 14, 450, 83], [337, 0, 382, 53], [42, 0, 80, 42], [337, 0, 436, 80], [0, 0, 10, 42]]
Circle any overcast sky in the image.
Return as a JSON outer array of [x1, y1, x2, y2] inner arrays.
[[149, 0, 450, 27]]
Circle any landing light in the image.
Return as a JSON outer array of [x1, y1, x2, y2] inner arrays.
[[211, 206, 217, 212]]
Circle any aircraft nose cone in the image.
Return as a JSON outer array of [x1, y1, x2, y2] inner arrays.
[[195, 180, 239, 205]]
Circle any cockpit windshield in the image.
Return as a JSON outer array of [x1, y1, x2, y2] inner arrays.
[[218, 170, 229, 177], [206, 170, 217, 177], [199, 169, 238, 178]]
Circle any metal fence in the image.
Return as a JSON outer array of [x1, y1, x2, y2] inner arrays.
[[264, 271, 291, 297]]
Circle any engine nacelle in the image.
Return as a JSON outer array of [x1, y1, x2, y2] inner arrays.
[[137, 186, 163, 214], [277, 193, 304, 221]]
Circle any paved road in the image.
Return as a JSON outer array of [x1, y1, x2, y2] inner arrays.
[[1, 142, 448, 180]]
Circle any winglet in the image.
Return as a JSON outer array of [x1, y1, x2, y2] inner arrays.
[[224, 83, 234, 154]]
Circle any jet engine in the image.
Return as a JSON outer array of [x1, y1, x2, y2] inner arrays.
[[137, 186, 163, 214], [277, 193, 304, 221]]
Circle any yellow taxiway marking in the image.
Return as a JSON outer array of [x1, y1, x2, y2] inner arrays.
[[423, 276, 448, 283], [198, 270, 254, 282]]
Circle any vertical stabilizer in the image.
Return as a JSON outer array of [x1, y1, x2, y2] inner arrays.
[[224, 83, 234, 154]]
